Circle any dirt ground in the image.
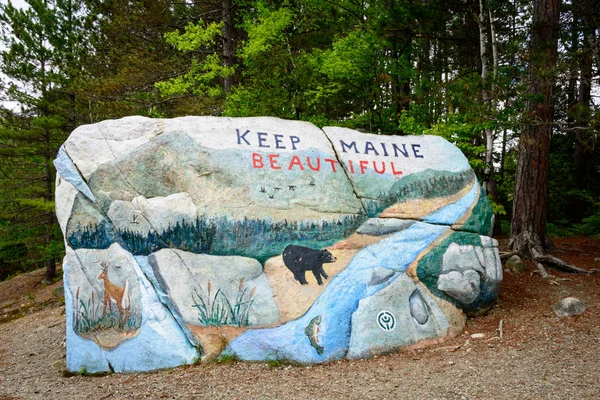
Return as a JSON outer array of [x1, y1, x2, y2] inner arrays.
[[1, 236, 600, 400]]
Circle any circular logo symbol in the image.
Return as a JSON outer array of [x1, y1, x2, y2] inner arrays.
[[377, 310, 396, 332]]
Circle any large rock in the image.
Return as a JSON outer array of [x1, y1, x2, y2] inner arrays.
[[55, 116, 501, 372]]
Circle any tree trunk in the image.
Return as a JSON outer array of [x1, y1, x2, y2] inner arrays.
[[574, 8, 594, 190], [43, 146, 56, 283], [476, 0, 495, 193], [489, 6, 498, 80], [509, 0, 560, 257], [222, 0, 235, 94], [487, 1, 499, 186], [566, 0, 594, 221], [476, 0, 488, 81], [507, 0, 591, 274], [390, 36, 412, 134]]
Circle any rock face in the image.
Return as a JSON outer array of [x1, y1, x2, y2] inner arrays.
[[553, 297, 586, 317], [55, 116, 502, 372]]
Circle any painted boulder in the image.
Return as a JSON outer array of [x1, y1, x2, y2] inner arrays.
[[55, 116, 501, 372]]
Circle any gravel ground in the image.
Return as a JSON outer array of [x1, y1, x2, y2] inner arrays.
[[1, 236, 600, 400]]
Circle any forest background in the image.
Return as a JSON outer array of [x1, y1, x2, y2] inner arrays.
[[0, 0, 598, 282]]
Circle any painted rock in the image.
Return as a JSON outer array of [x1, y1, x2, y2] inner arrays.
[[55, 116, 501, 372]]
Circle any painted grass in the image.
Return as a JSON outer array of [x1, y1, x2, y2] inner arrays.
[[192, 279, 256, 327], [73, 288, 140, 334]]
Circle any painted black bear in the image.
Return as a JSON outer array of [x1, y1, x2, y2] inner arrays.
[[282, 245, 337, 285]]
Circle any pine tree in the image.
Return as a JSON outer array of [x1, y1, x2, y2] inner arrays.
[[508, 0, 591, 274], [0, 0, 87, 281]]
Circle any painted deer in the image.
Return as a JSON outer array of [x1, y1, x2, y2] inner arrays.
[[97, 261, 130, 321]]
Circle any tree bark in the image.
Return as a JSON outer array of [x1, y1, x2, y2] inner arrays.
[[390, 36, 412, 134], [573, 0, 594, 191], [508, 0, 592, 274], [509, 0, 560, 257], [489, 6, 498, 80], [476, 0, 495, 194], [476, 0, 488, 81], [221, 0, 235, 94], [43, 144, 56, 283]]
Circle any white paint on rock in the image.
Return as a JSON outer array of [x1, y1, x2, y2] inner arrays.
[[438, 243, 485, 304], [356, 218, 415, 236], [131, 193, 197, 233], [54, 146, 96, 201], [67, 243, 142, 311], [55, 176, 79, 233], [63, 123, 113, 179], [63, 117, 162, 179], [148, 249, 279, 326], [437, 239, 502, 305], [437, 270, 481, 304], [347, 273, 449, 359], [106, 192, 197, 235], [64, 246, 99, 302], [162, 116, 331, 153], [408, 289, 430, 325], [480, 236, 503, 284], [107, 200, 154, 234], [324, 126, 471, 175], [64, 255, 199, 373]]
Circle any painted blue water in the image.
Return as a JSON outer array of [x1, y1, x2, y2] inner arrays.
[[421, 180, 479, 225], [225, 181, 481, 363], [225, 222, 448, 362]]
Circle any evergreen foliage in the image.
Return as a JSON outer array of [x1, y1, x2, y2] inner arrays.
[[389, 169, 475, 202], [1, 0, 599, 279], [68, 214, 365, 264], [0, 0, 88, 280], [363, 169, 475, 216]]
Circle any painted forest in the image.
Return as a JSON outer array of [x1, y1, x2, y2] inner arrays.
[[68, 213, 365, 263], [0, 0, 599, 280]]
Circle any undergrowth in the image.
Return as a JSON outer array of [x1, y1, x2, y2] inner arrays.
[[547, 215, 600, 239]]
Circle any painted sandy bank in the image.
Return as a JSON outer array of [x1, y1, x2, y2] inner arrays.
[[55, 116, 501, 372]]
